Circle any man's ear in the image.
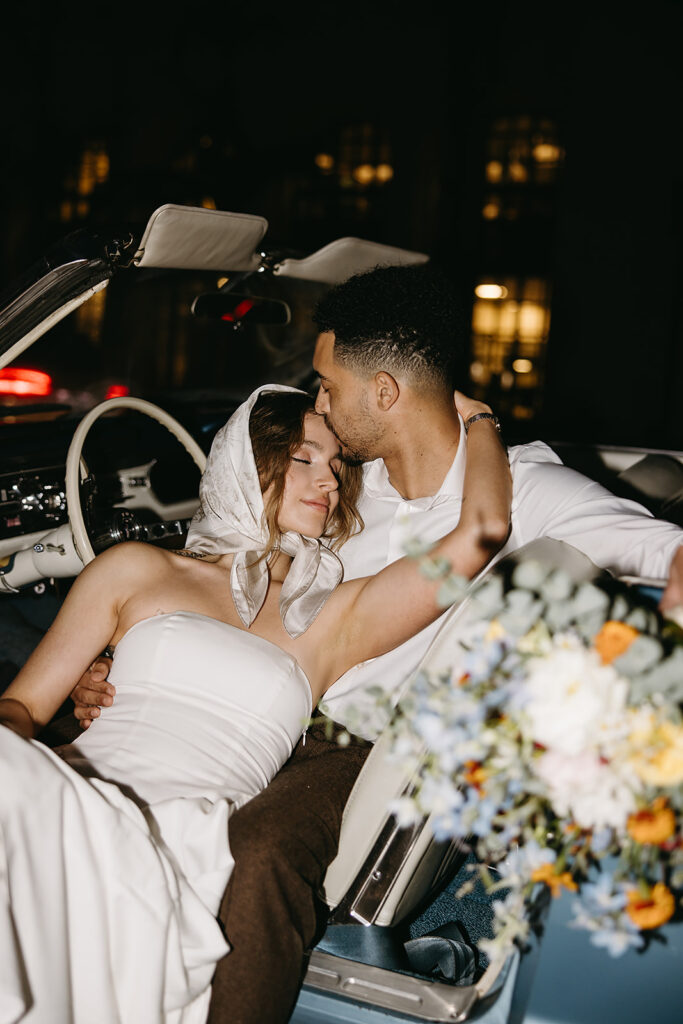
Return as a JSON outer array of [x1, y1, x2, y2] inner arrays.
[[373, 371, 400, 411]]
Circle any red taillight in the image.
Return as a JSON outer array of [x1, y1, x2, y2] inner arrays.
[[105, 384, 131, 400], [0, 368, 53, 396], [221, 298, 255, 323]]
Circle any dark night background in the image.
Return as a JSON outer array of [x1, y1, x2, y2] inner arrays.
[[2, 1, 682, 448]]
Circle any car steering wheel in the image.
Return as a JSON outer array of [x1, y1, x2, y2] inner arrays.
[[65, 397, 207, 566]]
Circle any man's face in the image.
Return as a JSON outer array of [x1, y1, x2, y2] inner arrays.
[[312, 332, 383, 462]]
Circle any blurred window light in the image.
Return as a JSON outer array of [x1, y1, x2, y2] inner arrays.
[[518, 301, 547, 339], [375, 163, 394, 183], [201, 197, 217, 210], [217, 277, 230, 289], [469, 277, 552, 425], [353, 164, 375, 185], [508, 161, 528, 182], [475, 284, 508, 300], [95, 151, 110, 184], [532, 142, 562, 163], [77, 151, 97, 196], [482, 201, 501, 220], [486, 160, 504, 182], [485, 116, 563, 188], [315, 153, 335, 171]]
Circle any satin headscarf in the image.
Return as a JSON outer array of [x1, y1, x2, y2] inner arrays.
[[185, 384, 343, 638]]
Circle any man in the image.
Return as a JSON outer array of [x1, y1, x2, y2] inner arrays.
[[73, 264, 683, 1023]]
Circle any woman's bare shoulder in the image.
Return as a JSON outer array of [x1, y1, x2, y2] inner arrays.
[[84, 541, 175, 584]]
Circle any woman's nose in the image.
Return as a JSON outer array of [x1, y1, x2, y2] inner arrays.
[[317, 470, 338, 492]]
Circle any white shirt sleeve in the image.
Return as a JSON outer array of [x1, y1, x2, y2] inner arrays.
[[508, 442, 683, 579]]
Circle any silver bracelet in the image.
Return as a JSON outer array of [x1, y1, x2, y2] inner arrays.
[[464, 412, 501, 434]]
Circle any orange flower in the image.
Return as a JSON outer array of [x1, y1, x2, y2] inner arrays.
[[463, 760, 487, 790], [626, 883, 675, 929], [593, 620, 639, 664], [530, 863, 578, 898], [627, 798, 677, 846]]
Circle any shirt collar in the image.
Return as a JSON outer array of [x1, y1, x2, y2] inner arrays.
[[361, 415, 467, 508]]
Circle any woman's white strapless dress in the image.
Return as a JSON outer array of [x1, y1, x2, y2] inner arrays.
[[0, 611, 312, 1024]]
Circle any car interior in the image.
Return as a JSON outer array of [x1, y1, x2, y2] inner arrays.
[[1, 206, 682, 1023]]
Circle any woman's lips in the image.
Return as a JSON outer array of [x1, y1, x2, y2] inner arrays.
[[302, 499, 329, 515]]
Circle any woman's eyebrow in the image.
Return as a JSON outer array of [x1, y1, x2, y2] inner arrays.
[[301, 438, 342, 459]]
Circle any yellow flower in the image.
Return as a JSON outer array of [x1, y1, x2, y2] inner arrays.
[[593, 620, 639, 664], [627, 798, 676, 845], [530, 863, 578, 898], [630, 720, 683, 786], [626, 883, 675, 929]]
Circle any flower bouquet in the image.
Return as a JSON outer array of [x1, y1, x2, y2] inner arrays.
[[375, 555, 683, 962]]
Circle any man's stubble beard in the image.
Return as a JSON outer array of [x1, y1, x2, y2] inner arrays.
[[323, 410, 383, 464]]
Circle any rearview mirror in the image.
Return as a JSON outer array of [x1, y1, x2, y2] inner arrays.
[[191, 293, 291, 327]]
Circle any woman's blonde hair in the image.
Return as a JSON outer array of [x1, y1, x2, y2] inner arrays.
[[249, 390, 363, 557]]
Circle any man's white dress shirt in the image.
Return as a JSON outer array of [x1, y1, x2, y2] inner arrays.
[[321, 432, 683, 737]]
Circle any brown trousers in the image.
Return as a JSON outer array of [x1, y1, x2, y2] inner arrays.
[[207, 724, 370, 1024]]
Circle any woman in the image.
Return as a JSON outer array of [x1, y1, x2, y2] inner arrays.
[[0, 384, 511, 1024]]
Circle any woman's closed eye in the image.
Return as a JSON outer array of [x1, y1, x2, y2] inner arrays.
[[292, 457, 311, 465]]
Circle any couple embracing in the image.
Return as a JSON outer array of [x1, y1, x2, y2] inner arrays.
[[2, 265, 682, 1023]]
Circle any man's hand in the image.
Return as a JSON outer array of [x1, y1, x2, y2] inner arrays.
[[660, 544, 683, 624], [71, 657, 115, 729]]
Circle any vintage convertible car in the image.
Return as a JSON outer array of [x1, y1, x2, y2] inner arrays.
[[1, 205, 682, 1023]]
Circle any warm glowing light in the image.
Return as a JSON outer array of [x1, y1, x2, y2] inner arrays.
[[315, 153, 335, 171], [353, 164, 375, 185], [475, 284, 508, 300], [216, 277, 229, 289], [512, 358, 533, 374], [533, 143, 562, 163], [0, 368, 52, 397], [60, 201, 73, 223], [482, 202, 500, 220], [508, 161, 528, 182], [486, 160, 503, 182], [201, 197, 217, 210], [375, 163, 394, 183], [469, 361, 486, 382], [105, 384, 131, 400], [95, 152, 110, 184], [76, 200, 89, 218], [518, 302, 546, 339], [472, 302, 497, 335], [500, 371, 515, 390]]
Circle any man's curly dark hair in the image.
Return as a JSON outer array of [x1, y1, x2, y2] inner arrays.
[[312, 263, 466, 392]]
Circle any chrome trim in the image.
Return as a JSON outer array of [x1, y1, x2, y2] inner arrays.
[[304, 950, 479, 1022]]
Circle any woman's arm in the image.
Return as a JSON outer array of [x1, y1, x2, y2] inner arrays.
[[0, 544, 145, 739], [323, 397, 511, 683]]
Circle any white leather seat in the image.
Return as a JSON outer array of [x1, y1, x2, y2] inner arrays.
[[322, 538, 602, 927]]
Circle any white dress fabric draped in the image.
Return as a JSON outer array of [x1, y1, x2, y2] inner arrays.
[[0, 611, 312, 1024]]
